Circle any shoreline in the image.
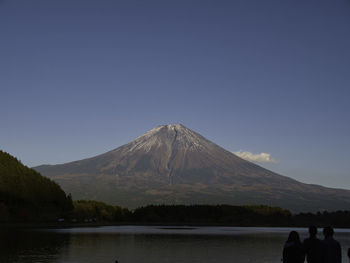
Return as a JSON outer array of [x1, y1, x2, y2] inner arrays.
[[1, 221, 349, 229]]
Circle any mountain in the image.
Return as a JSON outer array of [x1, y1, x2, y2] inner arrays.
[[34, 124, 350, 212], [0, 150, 73, 220]]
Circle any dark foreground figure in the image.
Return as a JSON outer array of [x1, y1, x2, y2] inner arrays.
[[283, 231, 305, 263], [322, 226, 341, 263], [303, 226, 324, 263]]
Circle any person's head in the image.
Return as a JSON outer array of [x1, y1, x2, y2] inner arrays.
[[308, 226, 317, 237], [287, 231, 301, 243], [323, 226, 334, 238]]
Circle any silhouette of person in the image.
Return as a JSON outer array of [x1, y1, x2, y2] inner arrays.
[[322, 226, 341, 263], [283, 231, 305, 263], [348, 247, 350, 262], [303, 226, 325, 263]]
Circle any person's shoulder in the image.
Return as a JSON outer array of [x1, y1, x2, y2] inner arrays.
[[321, 238, 330, 246], [322, 238, 341, 247], [330, 238, 341, 246], [304, 237, 321, 244], [334, 239, 341, 248], [303, 237, 310, 243], [284, 241, 294, 248], [314, 238, 325, 248]]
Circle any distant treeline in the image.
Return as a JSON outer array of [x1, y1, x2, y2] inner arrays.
[[131, 205, 350, 228], [64, 203, 350, 228], [132, 204, 290, 226], [71, 200, 131, 222]]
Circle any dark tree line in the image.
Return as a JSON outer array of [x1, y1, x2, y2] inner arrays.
[[64, 203, 350, 228], [132, 204, 291, 226], [71, 200, 131, 222], [0, 150, 73, 221], [127, 205, 350, 227]]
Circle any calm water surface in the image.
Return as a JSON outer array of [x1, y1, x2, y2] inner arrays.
[[1, 226, 350, 263]]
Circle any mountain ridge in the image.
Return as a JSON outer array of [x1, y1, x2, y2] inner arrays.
[[34, 124, 350, 212]]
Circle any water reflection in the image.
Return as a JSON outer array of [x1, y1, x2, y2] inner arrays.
[[1, 226, 350, 263], [0, 227, 70, 263]]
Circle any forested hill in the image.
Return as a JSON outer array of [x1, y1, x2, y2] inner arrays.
[[0, 150, 73, 221]]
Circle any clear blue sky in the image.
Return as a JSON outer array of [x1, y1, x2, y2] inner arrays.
[[1, 0, 350, 189]]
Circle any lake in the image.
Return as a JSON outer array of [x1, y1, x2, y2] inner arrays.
[[1, 226, 350, 263]]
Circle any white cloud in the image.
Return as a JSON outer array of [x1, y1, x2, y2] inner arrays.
[[233, 151, 278, 163]]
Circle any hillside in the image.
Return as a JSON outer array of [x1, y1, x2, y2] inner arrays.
[[0, 150, 73, 221]]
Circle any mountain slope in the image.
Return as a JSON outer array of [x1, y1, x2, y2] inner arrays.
[[0, 150, 73, 220], [34, 124, 350, 212]]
